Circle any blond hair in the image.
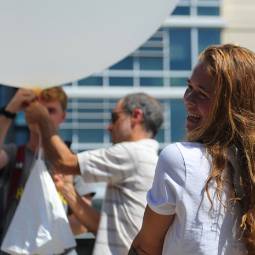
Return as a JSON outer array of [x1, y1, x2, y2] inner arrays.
[[39, 87, 68, 111]]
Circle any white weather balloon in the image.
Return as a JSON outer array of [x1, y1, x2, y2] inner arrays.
[[0, 0, 179, 88]]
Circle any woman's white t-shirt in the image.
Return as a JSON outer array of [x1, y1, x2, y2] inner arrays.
[[147, 142, 245, 255]]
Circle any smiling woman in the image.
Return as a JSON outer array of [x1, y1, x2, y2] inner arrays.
[[184, 62, 215, 133], [129, 44, 255, 255]]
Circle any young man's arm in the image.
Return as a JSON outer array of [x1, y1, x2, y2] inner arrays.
[[0, 109, 12, 169], [128, 206, 174, 255], [0, 89, 36, 169], [25, 101, 80, 175]]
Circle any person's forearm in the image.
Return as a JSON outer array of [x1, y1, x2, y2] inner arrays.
[[61, 186, 100, 234], [38, 116, 80, 175], [0, 89, 34, 168], [0, 116, 12, 147], [1, 88, 35, 147], [0, 115, 14, 169], [68, 214, 89, 236], [1, 89, 34, 146], [0, 99, 17, 146]]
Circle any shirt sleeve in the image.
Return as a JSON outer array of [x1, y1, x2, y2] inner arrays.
[[77, 143, 136, 184], [147, 143, 186, 215]]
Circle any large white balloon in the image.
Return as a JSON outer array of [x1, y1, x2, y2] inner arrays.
[[0, 0, 179, 88]]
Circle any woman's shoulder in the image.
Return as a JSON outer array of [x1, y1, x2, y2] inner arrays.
[[176, 142, 205, 154], [161, 142, 205, 156], [160, 142, 207, 168]]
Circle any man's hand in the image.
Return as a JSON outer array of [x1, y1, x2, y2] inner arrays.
[[26, 101, 80, 176], [25, 101, 50, 126], [6, 88, 36, 113], [53, 173, 75, 195]]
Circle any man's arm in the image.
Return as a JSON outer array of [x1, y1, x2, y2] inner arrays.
[[128, 206, 174, 255], [68, 212, 89, 236], [67, 194, 94, 235], [25, 102, 80, 175], [54, 174, 100, 235], [0, 89, 36, 169], [66, 194, 99, 235]]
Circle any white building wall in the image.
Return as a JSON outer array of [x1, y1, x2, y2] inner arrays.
[[222, 0, 255, 52]]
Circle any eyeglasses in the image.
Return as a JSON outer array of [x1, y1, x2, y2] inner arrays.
[[111, 111, 127, 123]]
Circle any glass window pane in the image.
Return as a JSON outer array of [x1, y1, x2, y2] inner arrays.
[[139, 46, 162, 52], [78, 129, 104, 143], [169, 28, 191, 70], [15, 112, 26, 126], [170, 77, 188, 87], [0, 85, 15, 106], [172, 6, 190, 15], [109, 77, 133, 86], [171, 99, 186, 142], [198, 28, 221, 53], [155, 129, 164, 143], [15, 127, 29, 145], [78, 76, 103, 86], [148, 36, 162, 42], [59, 129, 73, 143], [110, 57, 133, 70], [140, 57, 163, 70], [197, 7, 220, 16], [140, 78, 163, 87]]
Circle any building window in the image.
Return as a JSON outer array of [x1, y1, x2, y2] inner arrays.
[[169, 28, 192, 70], [197, 7, 220, 16], [139, 57, 163, 70], [109, 77, 133, 86], [198, 28, 221, 53], [172, 6, 190, 16], [78, 76, 103, 86], [110, 57, 133, 70]]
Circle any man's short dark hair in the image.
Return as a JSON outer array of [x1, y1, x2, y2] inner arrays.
[[122, 93, 164, 137]]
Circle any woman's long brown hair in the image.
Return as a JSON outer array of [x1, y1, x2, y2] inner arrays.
[[187, 44, 255, 254]]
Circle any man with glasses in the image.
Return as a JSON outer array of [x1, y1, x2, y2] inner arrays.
[[25, 92, 164, 255]]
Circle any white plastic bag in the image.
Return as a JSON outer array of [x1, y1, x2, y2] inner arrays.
[[1, 154, 76, 255]]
